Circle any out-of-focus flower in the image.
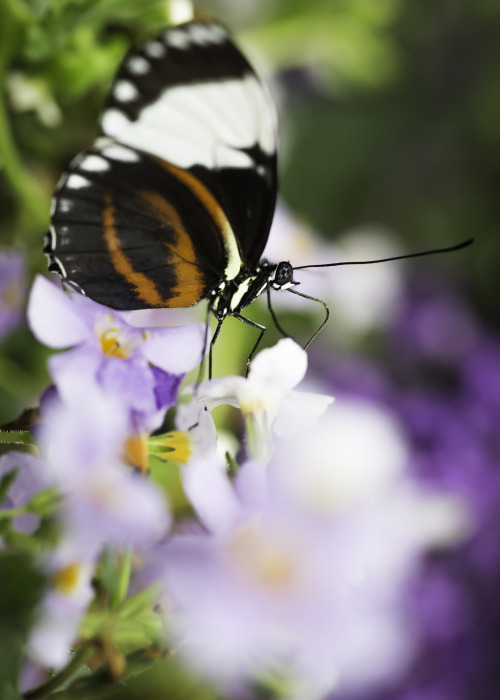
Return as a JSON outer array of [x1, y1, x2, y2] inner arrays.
[[196, 338, 333, 461], [320, 274, 500, 700], [0, 451, 53, 535], [25, 387, 170, 671], [27, 537, 96, 669], [148, 397, 466, 699], [28, 276, 206, 430], [150, 399, 218, 466], [264, 206, 403, 338], [0, 248, 26, 340], [41, 388, 170, 555]]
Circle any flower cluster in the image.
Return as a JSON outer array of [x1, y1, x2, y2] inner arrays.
[[321, 274, 500, 700], [0, 275, 468, 699], [13, 276, 205, 671]]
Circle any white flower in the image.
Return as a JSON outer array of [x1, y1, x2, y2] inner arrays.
[[196, 339, 333, 461]]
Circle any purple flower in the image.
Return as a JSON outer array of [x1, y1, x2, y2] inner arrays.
[[320, 275, 500, 700], [0, 451, 53, 535], [0, 247, 26, 339], [27, 536, 97, 669], [25, 387, 171, 670], [146, 399, 465, 698], [27, 275, 206, 430], [41, 387, 170, 556]]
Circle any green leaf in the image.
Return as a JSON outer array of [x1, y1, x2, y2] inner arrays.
[[0, 467, 19, 504]]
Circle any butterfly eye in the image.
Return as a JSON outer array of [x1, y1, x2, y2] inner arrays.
[[274, 261, 293, 288]]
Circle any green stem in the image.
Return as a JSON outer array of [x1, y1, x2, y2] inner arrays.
[[23, 640, 96, 700], [112, 547, 132, 609], [0, 505, 28, 518], [0, 0, 50, 230]]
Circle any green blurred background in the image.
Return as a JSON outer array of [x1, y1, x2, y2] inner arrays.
[[0, 0, 497, 428]]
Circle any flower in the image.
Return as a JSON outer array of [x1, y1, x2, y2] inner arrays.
[[0, 451, 53, 535], [25, 387, 171, 671], [196, 338, 333, 461], [147, 398, 466, 699], [27, 537, 96, 669], [320, 274, 500, 700], [27, 275, 207, 430], [0, 247, 26, 340], [41, 387, 170, 555]]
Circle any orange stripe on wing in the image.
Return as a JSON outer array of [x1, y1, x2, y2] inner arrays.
[[135, 190, 206, 307], [102, 192, 165, 307], [155, 158, 242, 281]]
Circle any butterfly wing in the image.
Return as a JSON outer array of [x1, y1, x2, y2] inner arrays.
[[47, 21, 278, 310], [47, 142, 226, 309]]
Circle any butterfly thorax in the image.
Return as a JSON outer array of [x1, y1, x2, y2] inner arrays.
[[210, 260, 294, 320]]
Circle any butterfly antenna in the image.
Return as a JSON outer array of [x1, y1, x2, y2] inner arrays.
[[287, 287, 330, 349], [293, 238, 474, 271]]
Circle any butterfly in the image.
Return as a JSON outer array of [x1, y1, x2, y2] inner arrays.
[[45, 20, 472, 375], [45, 20, 300, 373]]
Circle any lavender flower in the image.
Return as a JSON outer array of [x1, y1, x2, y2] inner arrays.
[[27, 537, 97, 668], [28, 275, 206, 430], [0, 247, 26, 339], [25, 387, 171, 670], [41, 387, 170, 555], [0, 451, 53, 535], [146, 397, 465, 699], [321, 275, 500, 700]]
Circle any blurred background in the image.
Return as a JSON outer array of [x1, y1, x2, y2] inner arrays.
[[0, 0, 499, 698]]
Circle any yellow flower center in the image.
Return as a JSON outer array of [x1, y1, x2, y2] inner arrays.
[[53, 562, 81, 595], [99, 328, 128, 359], [227, 522, 295, 589], [125, 433, 149, 473]]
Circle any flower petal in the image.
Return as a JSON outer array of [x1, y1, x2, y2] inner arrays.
[[249, 338, 307, 390], [141, 323, 207, 374], [27, 276, 91, 349]]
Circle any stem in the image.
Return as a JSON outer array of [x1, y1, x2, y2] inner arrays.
[[112, 548, 132, 609], [0, 505, 28, 518], [0, 0, 50, 230], [23, 639, 96, 700]]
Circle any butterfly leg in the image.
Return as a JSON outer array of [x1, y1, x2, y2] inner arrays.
[[286, 287, 330, 349], [232, 313, 267, 377], [208, 316, 225, 380], [266, 282, 291, 339]]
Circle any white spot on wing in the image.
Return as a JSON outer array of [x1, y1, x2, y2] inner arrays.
[[114, 80, 139, 102], [100, 141, 140, 162], [127, 56, 150, 75], [58, 199, 73, 214], [79, 155, 110, 172], [165, 28, 191, 50], [66, 174, 91, 189], [188, 23, 227, 45], [145, 41, 166, 58]]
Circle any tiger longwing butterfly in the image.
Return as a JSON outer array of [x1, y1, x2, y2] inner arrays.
[[45, 20, 295, 374], [45, 20, 472, 375]]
